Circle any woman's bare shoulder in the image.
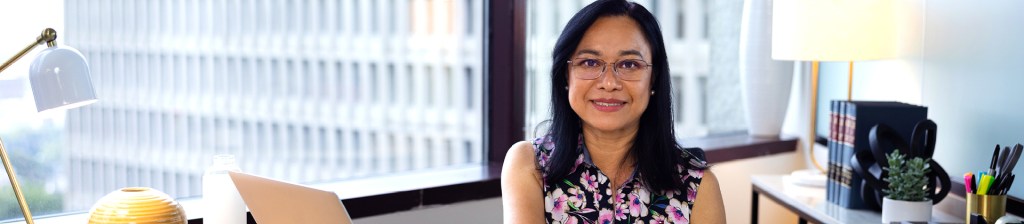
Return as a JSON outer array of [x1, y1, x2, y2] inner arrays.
[[501, 140, 546, 223], [503, 141, 538, 172]]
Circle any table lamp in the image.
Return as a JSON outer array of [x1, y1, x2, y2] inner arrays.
[[771, 0, 896, 175], [0, 28, 97, 224]]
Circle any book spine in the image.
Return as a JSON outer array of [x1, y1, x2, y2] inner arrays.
[[829, 100, 839, 204], [840, 101, 854, 208]]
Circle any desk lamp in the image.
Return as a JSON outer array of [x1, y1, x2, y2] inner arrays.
[[0, 28, 97, 224], [772, 0, 896, 178]]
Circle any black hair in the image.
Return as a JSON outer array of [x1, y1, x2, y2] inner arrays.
[[544, 0, 705, 193]]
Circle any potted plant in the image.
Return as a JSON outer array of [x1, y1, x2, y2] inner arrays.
[[881, 149, 933, 223]]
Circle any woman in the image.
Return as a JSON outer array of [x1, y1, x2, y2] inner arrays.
[[501, 0, 725, 223]]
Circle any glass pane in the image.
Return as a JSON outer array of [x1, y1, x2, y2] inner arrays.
[[0, 0, 72, 221], [0, 0, 484, 219], [525, 0, 744, 139]]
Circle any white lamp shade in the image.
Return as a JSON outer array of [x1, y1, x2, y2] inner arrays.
[[771, 0, 897, 61], [29, 45, 97, 112]]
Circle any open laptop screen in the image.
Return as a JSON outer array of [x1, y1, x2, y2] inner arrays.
[[228, 171, 353, 224]]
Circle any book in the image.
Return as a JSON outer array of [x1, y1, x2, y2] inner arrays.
[[839, 100, 850, 207], [826, 100, 840, 204], [838, 101, 928, 209]]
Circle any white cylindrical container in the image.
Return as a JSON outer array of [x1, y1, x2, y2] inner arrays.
[[881, 197, 932, 223], [203, 154, 247, 224]]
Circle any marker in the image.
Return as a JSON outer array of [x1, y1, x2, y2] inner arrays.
[[978, 174, 993, 195], [964, 173, 974, 194]]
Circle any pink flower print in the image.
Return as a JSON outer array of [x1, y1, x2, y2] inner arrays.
[[609, 191, 627, 205], [664, 189, 680, 199], [688, 168, 704, 183], [597, 209, 615, 224], [563, 216, 579, 224], [688, 168, 704, 179], [543, 137, 556, 151], [580, 171, 599, 191], [592, 190, 603, 207], [632, 178, 644, 189], [606, 189, 615, 204], [689, 158, 707, 168], [679, 165, 689, 179], [614, 203, 629, 220], [651, 214, 667, 224], [569, 155, 584, 174], [665, 198, 690, 223], [567, 187, 587, 209], [597, 171, 608, 184], [538, 152, 549, 167], [626, 190, 651, 217], [546, 188, 570, 222], [688, 182, 699, 202], [635, 188, 651, 203]]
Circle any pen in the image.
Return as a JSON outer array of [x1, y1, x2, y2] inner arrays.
[[991, 145, 1000, 176], [998, 146, 1011, 174], [1001, 146, 1021, 178], [1001, 174, 1015, 195], [990, 176, 1003, 195]]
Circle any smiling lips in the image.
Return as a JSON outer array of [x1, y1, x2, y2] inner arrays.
[[592, 99, 626, 112]]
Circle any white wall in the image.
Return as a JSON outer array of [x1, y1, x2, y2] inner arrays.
[[919, 0, 1024, 199], [713, 151, 804, 224]]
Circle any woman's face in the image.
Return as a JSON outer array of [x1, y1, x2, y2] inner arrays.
[[568, 15, 653, 134]]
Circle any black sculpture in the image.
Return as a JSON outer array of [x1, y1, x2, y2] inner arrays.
[[849, 120, 951, 211]]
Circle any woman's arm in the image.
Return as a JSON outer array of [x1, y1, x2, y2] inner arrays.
[[691, 170, 727, 223], [501, 141, 545, 224]]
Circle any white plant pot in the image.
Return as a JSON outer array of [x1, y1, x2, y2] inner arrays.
[[881, 197, 932, 223], [739, 0, 794, 137]]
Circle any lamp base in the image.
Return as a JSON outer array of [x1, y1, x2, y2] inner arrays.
[[788, 169, 826, 188]]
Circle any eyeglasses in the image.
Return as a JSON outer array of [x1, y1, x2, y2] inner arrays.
[[566, 58, 653, 81]]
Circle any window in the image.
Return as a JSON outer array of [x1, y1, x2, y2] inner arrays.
[[524, 0, 744, 139], [1, 0, 485, 219]]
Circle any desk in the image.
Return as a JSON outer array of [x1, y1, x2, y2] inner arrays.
[[750, 175, 961, 224]]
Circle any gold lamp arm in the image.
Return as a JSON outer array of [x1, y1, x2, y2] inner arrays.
[[0, 28, 57, 73], [0, 28, 57, 224], [0, 137, 34, 224]]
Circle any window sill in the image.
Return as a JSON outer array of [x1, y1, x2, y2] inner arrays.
[[684, 133, 800, 164], [31, 133, 795, 224]]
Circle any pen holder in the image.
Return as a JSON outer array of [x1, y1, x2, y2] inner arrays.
[[966, 194, 1006, 224]]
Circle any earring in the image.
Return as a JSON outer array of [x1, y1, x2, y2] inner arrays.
[[650, 90, 655, 95], [565, 86, 569, 90]]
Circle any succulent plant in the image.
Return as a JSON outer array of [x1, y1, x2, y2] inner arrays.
[[882, 149, 932, 201]]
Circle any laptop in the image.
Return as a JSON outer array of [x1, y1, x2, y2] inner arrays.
[[228, 171, 353, 224]]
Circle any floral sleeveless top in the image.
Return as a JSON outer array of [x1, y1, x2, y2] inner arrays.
[[534, 135, 707, 224]]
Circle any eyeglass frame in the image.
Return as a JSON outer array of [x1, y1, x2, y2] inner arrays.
[[565, 58, 653, 81]]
